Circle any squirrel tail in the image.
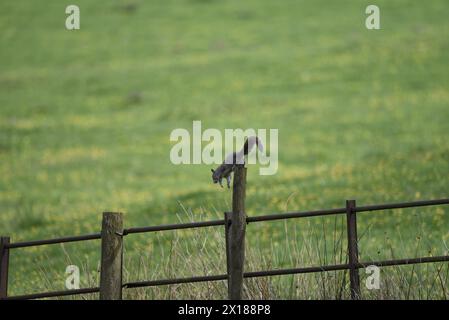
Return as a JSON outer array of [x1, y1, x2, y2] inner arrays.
[[243, 136, 264, 155], [229, 136, 263, 165]]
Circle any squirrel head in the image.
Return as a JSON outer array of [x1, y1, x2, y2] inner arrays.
[[211, 168, 219, 184]]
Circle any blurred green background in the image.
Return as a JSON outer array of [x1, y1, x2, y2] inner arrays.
[[0, 0, 448, 297]]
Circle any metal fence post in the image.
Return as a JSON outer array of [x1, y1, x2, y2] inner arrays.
[[224, 165, 247, 300], [100, 212, 123, 300], [0, 236, 10, 299], [346, 200, 361, 299]]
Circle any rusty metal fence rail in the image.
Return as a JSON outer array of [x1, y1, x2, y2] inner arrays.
[[1, 196, 448, 300]]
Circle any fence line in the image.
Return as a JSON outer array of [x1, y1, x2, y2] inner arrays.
[[5, 199, 449, 249], [1, 167, 448, 299], [5, 255, 449, 301]]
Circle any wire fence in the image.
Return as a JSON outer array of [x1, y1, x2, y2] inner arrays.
[[1, 168, 448, 300]]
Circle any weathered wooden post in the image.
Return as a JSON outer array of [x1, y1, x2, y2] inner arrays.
[[224, 165, 247, 300], [346, 200, 361, 299], [0, 236, 10, 299], [100, 212, 123, 300]]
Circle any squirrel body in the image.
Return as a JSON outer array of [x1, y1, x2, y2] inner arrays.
[[211, 136, 263, 188]]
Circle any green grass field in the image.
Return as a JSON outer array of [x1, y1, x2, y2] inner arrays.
[[1, 0, 448, 299]]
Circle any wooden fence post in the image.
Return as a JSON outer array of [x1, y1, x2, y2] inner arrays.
[[0, 236, 10, 299], [100, 212, 123, 300], [224, 165, 247, 300], [346, 200, 361, 299], [224, 212, 231, 279]]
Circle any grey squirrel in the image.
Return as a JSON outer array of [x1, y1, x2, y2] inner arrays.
[[211, 136, 263, 188]]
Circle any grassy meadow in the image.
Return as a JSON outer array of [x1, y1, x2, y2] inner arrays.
[[0, 0, 448, 299]]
